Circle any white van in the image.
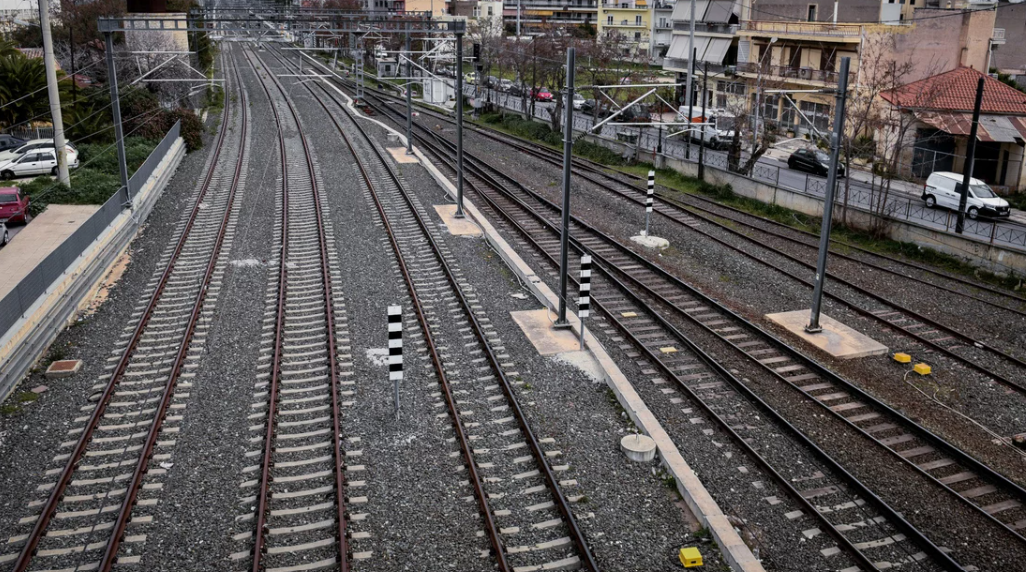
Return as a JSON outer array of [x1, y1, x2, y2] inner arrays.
[[675, 106, 736, 150], [922, 171, 1010, 219]]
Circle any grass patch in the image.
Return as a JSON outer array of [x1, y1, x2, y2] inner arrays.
[[0, 404, 22, 416], [14, 391, 38, 403]]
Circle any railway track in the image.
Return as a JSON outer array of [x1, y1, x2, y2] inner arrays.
[[231, 45, 352, 572], [0, 49, 250, 572], [353, 81, 1026, 400], [330, 70, 1026, 570], [265, 47, 599, 571]]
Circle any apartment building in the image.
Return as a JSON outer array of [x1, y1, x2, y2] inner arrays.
[[736, 3, 996, 136], [651, 1, 674, 63], [597, 0, 652, 57], [501, 0, 598, 36], [663, 0, 742, 107]]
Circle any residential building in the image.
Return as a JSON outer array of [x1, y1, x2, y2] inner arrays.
[[650, 1, 674, 64], [736, 5, 996, 136], [662, 0, 742, 108], [597, 0, 651, 58], [404, 0, 450, 18], [989, 1, 1026, 77], [501, 0, 598, 37], [880, 66, 1026, 191]]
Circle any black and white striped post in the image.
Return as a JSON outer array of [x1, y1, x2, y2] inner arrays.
[[645, 170, 655, 236], [578, 255, 591, 350], [388, 305, 403, 420]]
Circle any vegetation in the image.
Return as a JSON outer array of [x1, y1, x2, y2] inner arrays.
[[17, 136, 159, 216]]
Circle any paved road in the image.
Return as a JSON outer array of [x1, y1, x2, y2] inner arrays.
[[463, 85, 1026, 252]]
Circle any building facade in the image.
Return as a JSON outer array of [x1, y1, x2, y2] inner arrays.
[[597, 0, 652, 57], [663, 0, 742, 108], [501, 0, 598, 36]]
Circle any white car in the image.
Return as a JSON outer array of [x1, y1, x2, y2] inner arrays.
[[0, 220, 8, 247], [572, 92, 585, 110], [0, 139, 77, 164], [0, 148, 79, 180], [922, 171, 1011, 219]]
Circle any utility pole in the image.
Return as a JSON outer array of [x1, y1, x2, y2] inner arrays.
[[555, 47, 576, 327], [405, 29, 413, 155], [956, 76, 985, 234], [39, 0, 69, 186], [686, 46, 695, 160], [698, 61, 707, 180], [455, 30, 466, 218], [517, 0, 522, 37], [806, 57, 850, 334], [103, 32, 130, 205], [685, 0, 695, 116]]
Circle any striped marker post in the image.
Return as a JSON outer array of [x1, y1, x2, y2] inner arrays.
[[645, 170, 655, 236], [388, 305, 403, 420], [578, 255, 591, 350]]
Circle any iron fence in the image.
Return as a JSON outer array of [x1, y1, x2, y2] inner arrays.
[[3, 126, 55, 142], [0, 121, 181, 342]]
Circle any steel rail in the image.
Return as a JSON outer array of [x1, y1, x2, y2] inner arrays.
[[269, 46, 599, 571], [240, 45, 349, 571], [12, 48, 245, 572], [349, 81, 1026, 398], [396, 104, 1026, 551], [373, 108, 962, 572], [353, 79, 1026, 310]]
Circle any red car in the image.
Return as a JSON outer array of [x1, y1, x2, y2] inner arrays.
[[0, 187, 30, 224], [531, 87, 553, 102]]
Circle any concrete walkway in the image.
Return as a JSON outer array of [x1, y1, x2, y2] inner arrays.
[[0, 205, 100, 299]]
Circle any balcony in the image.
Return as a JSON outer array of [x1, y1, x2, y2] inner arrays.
[[736, 61, 855, 85], [741, 20, 867, 39], [673, 22, 737, 34]]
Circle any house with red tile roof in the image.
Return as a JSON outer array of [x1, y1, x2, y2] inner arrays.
[[880, 66, 1026, 193]]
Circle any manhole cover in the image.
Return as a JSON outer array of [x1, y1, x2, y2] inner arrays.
[[45, 359, 82, 378]]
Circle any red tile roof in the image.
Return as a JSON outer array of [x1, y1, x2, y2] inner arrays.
[[880, 67, 1026, 116]]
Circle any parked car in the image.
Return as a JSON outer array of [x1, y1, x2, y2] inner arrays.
[[531, 87, 553, 102], [787, 148, 845, 178], [612, 104, 653, 123], [464, 72, 477, 85], [0, 148, 78, 180], [922, 171, 1010, 219], [484, 75, 500, 89], [0, 187, 30, 224], [0, 134, 26, 152], [499, 78, 514, 92], [0, 219, 8, 247], [508, 82, 526, 97], [572, 92, 586, 110], [0, 139, 78, 164], [675, 106, 737, 150]]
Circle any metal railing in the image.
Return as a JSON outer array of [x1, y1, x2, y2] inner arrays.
[[742, 20, 867, 37], [3, 126, 55, 141], [0, 121, 181, 341], [466, 84, 1026, 252], [735, 61, 855, 84]]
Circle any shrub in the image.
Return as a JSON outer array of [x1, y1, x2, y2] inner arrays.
[[167, 108, 204, 152]]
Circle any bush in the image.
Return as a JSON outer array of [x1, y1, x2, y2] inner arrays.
[[167, 108, 204, 152], [17, 168, 121, 216], [77, 137, 157, 174]]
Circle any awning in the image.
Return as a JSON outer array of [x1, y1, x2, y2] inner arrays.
[[704, 37, 732, 64], [670, 0, 708, 22], [918, 112, 1026, 144], [703, 0, 737, 23], [666, 35, 710, 60]]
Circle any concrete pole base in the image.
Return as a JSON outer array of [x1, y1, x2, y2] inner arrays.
[[621, 433, 657, 462], [631, 233, 669, 249]]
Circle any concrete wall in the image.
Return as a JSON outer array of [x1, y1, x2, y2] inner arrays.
[[754, 0, 882, 22]]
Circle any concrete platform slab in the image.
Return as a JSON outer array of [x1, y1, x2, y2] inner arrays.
[[766, 310, 887, 359], [433, 204, 482, 237], [510, 309, 579, 356], [387, 147, 419, 164], [45, 359, 82, 378], [631, 233, 669, 249], [0, 205, 100, 299]]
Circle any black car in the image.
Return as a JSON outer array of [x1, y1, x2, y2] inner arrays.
[[787, 148, 845, 178], [0, 134, 25, 153]]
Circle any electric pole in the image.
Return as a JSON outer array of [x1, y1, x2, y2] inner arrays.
[[956, 76, 985, 234], [39, 0, 69, 186]]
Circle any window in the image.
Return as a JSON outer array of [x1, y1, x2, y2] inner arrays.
[[799, 100, 831, 133], [39, 153, 54, 162], [635, 15, 642, 25], [658, 17, 666, 27], [607, 15, 613, 24], [634, 31, 641, 40], [473, 6, 480, 17], [487, 6, 493, 15], [807, 4, 817, 21]]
